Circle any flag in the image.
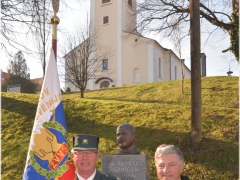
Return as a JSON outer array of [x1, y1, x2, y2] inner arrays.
[[23, 49, 75, 180]]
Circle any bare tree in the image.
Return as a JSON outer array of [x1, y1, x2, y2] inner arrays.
[[2, 52, 36, 93], [136, 0, 239, 62], [136, 0, 204, 142], [1, 0, 32, 53], [1, 0, 50, 51], [1, 0, 80, 77], [190, 0, 202, 142], [1, 0, 52, 80], [7, 51, 30, 79], [60, 21, 113, 98], [31, 0, 52, 78], [170, 23, 186, 94]]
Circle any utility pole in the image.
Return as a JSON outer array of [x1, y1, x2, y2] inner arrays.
[[190, 0, 202, 142], [51, 0, 60, 59]]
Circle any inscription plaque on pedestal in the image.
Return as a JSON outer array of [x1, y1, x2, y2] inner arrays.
[[102, 155, 150, 180]]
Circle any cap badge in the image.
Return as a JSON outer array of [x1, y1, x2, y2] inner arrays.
[[82, 139, 88, 144]]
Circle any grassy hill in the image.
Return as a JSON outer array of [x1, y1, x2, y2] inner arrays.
[[1, 76, 239, 180]]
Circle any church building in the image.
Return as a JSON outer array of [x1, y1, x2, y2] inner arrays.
[[65, 0, 192, 91]]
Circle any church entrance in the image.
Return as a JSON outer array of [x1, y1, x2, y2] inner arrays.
[[100, 81, 110, 88]]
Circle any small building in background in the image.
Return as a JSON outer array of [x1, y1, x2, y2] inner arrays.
[[1, 70, 8, 85], [1, 69, 43, 93], [31, 77, 43, 94], [7, 84, 21, 93]]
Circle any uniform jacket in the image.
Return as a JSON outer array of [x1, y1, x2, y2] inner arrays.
[[76, 170, 119, 180]]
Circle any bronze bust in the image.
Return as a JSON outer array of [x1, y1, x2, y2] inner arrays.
[[114, 123, 140, 155]]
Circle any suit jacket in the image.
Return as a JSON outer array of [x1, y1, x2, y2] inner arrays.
[[76, 170, 119, 180], [181, 175, 190, 180]]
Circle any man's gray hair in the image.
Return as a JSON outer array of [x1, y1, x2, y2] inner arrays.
[[155, 144, 184, 165]]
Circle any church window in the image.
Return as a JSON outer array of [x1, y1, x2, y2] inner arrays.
[[102, 59, 108, 70], [175, 66, 177, 80], [103, 16, 109, 24], [159, 58, 162, 77], [133, 68, 140, 82], [128, 0, 132, 8], [102, 0, 111, 4]]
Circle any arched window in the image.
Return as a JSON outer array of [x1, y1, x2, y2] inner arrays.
[[133, 68, 140, 82], [100, 81, 110, 88]]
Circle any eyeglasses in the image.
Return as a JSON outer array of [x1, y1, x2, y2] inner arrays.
[[73, 151, 97, 158]]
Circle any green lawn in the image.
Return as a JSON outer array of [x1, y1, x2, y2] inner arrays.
[[1, 76, 239, 179]]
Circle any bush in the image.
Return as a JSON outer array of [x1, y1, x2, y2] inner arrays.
[[65, 87, 71, 93]]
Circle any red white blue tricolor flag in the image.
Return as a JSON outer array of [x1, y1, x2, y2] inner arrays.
[[23, 49, 75, 180]]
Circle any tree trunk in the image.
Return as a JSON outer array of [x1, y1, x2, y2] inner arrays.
[[181, 60, 184, 94], [80, 89, 84, 98], [190, 0, 202, 142]]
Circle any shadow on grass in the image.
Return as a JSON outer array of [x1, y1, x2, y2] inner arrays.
[[84, 97, 186, 106], [65, 112, 238, 178], [2, 96, 37, 115]]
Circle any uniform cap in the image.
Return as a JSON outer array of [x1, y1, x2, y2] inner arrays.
[[72, 134, 99, 151]]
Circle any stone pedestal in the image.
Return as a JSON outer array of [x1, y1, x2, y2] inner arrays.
[[102, 155, 150, 180]]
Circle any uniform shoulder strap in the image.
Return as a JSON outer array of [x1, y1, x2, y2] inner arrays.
[[101, 172, 120, 180]]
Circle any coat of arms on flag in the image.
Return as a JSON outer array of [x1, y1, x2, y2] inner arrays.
[[22, 49, 75, 180]]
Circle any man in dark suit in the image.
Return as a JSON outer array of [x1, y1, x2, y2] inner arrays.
[[71, 134, 119, 180]]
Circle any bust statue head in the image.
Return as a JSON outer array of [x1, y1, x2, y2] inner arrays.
[[114, 123, 140, 155], [116, 123, 136, 150]]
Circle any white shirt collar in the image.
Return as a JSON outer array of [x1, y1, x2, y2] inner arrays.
[[77, 169, 96, 180]]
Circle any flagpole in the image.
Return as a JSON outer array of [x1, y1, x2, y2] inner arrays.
[[51, 0, 60, 59], [22, 1, 76, 179]]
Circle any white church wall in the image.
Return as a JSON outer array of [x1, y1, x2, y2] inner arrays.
[[65, 0, 191, 91], [121, 32, 150, 85]]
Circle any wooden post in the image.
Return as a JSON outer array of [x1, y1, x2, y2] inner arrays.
[[190, 0, 202, 142]]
